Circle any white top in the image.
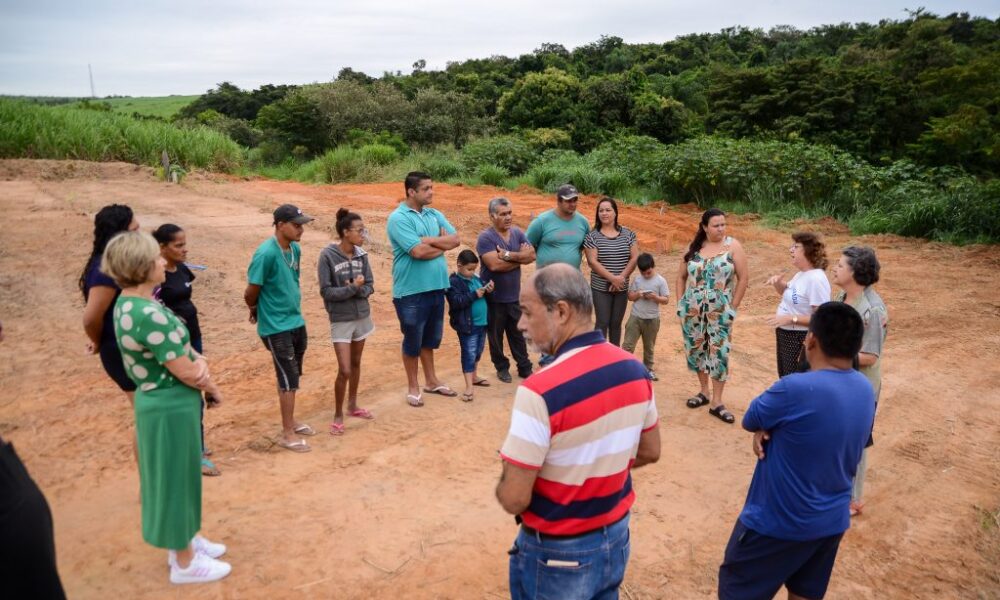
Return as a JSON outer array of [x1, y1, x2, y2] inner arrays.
[[776, 268, 831, 330], [629, 273, 670, 319]]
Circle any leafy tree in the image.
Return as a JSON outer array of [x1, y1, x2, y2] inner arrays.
[[498, 68, 584, 130], [255, 92, 326, 155]]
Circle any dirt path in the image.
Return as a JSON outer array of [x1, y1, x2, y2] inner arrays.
[[0, 160, 997, 599]]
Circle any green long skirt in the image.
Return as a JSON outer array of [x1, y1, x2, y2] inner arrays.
[[134, 385, 202, 550]]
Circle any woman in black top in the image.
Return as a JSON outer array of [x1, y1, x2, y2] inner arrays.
[[153, 224, 221, 476]]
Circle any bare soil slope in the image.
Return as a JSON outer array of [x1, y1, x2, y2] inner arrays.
[[1, 160, 997, 599]]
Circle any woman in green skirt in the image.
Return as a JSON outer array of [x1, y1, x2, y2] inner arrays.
[[102, 231, 231, 585]]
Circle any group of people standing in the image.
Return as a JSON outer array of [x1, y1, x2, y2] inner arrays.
[[74, 170, 888, 596]]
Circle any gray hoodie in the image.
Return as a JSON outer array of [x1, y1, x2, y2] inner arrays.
[[317, 243, 374, 322]]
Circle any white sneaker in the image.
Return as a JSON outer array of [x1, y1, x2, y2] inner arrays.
[[193, 535, 226, 559], [167, 536, 226, 566], [169, 551, 232, 584]]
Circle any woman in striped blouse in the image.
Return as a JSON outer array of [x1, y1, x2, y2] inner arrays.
[[584, 197, 639, 346]]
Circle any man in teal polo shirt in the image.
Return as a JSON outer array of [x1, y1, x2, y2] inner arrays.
[[244, 204, 316, 453], [525, 184, 590, 269], [387, 172, 461, 407]]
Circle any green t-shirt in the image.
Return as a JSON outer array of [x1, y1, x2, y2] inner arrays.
[[525, 209, 590, 269], [247, 237, 305, 337], [386, 203, 456, 298], [113, 296, 197, 393]]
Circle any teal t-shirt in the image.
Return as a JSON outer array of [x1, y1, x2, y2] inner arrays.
[[386, 203, 456, 298], [525, 209, 590, 269], [247, 237, 305, 337], [462, 275, 488, 327]]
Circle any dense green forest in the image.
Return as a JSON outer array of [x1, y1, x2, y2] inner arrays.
[[2, 11, 998, 242]]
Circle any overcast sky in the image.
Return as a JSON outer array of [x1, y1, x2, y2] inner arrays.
[[2, 1, 997, 97]]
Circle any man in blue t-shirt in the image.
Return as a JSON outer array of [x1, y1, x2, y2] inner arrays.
[[719, 301, 875, 600], [476, 197, 535, 383], [386, 172, 461, 407], [244, 204, 316, 453], [524, 184, 590, 270]]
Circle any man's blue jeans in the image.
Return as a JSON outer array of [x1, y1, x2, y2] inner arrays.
[[509, 513, 630, 600]]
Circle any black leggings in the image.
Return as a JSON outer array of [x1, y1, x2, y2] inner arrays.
[[593, 289, 629, 347], [0, 440, 66, 599]]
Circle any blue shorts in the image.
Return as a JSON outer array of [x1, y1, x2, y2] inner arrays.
[[718, 520, 844, 600], [393, 291, 445, 358]]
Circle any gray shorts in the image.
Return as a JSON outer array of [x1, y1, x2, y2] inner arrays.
[[330, 316, 375, 344]]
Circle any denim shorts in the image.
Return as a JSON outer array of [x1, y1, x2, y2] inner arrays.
[[508, 513, 631, 600], [718, 519, 844, 600], [458, 325, 486, 373], [393, 291, 445, 358], [260, 326, 307, 392]]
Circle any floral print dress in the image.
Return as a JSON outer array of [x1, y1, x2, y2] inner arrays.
[[677, 236, 737, 381]]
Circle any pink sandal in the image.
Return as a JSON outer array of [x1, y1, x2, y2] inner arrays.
[[329, 422, 345, 436], [348, 408, 374, 420]]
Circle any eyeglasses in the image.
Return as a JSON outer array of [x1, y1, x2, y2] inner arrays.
[[348, 227, 368, 235]]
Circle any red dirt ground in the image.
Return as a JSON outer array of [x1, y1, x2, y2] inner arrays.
[[0, 159, 998, 599]]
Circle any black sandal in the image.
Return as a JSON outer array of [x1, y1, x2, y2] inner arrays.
[[708, 405, 735, 424], [686, 393, 710, 409]]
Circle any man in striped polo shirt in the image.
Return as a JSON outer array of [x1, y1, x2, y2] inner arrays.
[[496, 264, 661, 600]]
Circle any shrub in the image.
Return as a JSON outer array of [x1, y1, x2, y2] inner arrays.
[[422, 157, 466, 180], [474, 163, 510, 187], [460, 135, 538, 175], [358, 143, 399, 166], [318, 147, 363, 183]]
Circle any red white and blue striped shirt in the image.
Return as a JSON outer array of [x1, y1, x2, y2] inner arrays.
[[500, 330, 658, 535]]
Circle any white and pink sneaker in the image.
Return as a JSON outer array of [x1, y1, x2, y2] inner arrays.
[[169, 551, 231, 584]]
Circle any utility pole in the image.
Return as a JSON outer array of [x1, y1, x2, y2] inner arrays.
[[88, 64, 96, 98]]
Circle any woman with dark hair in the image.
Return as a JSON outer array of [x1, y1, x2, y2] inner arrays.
[[765, 232, 831, 377], [832, 246, 888, 517], [583, 197, 638, 346], [153, 224, 220, 476], [318, 208, 375, 435], [81, 204, 140, 455], [676, 208, 748, 423]]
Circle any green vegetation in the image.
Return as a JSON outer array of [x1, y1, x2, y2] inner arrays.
[[3, 11, 998, 243], [102, 95, 200, 119], [0, 98, 242, 171]]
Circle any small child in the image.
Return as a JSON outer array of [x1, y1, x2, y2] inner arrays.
[[623, 253, 670, 381], [446, 250, 494, 401]]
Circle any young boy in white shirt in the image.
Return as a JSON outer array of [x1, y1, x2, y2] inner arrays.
[[623, 253, 670, 381]]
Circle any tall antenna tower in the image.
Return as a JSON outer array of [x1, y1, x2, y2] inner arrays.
[[88, 64, 96, 98]]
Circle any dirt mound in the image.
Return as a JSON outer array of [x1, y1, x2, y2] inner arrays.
[[1, 160, 997, 599]]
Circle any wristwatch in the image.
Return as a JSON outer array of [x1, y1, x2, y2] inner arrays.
[[503, 250, 511, 261], [792, 315, 799, 325]]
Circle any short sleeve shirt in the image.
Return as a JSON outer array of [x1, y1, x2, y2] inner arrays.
[[776, 269, 831, 330], [583, 227, 637, 291], [83, 258, 121, 345], [629, 274, 670, 319], [386, 203, 456, 298], [247, 237, 304, 337], [113, 296, 197, 393], [837, 288, 889, 398], [476, 227, 528, 304], [525, 210, 590, 270]]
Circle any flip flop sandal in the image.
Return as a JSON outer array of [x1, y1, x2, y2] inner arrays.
[[348, 408, 374, 420], [686, 393, 710, 409], [329, 422, 346, 436], [473, 379, 491, 387], [423, 385, 458, 397], [406, 394, 424, 407], [201, 457, 221, 476], [461, 392, 474, 402], [294, 424, 317, 436], [277, 438, 311, 453], [708, 405, 735, 424]]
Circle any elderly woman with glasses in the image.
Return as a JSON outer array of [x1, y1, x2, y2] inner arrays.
[[765, 232, 831, 377], [318, 208, 376, 435]]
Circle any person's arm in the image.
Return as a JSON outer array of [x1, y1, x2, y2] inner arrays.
[[627, 278, 643, 302], [675, 258, 689, 311], [524, 217, 542, 250], [633, 393, 661, 467], [357, 256, 375, 299], [317, 251, 358, 302], [82, 285, 116, 351], [730, 239, 749, 310], [243, 284, 260, 324], [621, 233, 639, 279], [478, 233, 519, 273], [857, 303, 886, 368], [496, 461, 539, 515], [424, 212, 460, 250], [445, 276, 478, 310], [655, 278, 671, 305]]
